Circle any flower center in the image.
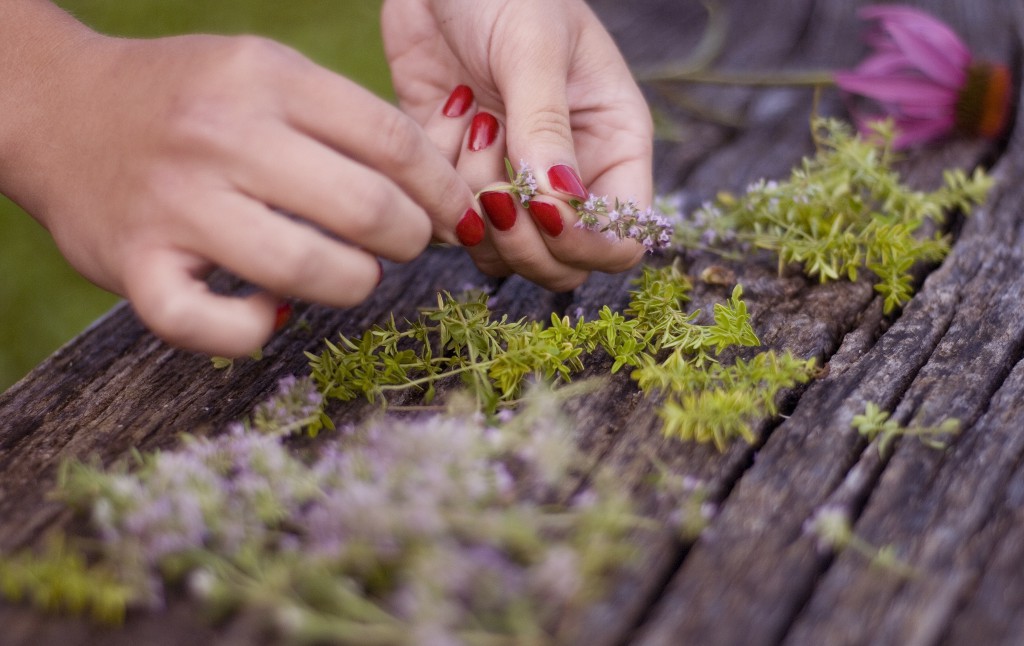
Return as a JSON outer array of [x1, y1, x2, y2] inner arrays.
[[955, 61, 1013, 139]]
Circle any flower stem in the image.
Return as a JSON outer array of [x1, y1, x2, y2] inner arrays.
[[638, 68, 837, 87]]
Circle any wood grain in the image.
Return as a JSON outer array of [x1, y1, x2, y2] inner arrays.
[[2, 0, 1022, 644]]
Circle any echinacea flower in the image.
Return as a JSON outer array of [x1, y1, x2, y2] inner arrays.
[[835, 5, 1012, 149]]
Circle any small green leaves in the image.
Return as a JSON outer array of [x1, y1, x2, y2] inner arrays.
[[804, 505, 916, 577], [308, 291, 591, 414], [641, 350, 817, 450], [309, 264, 815, 450], [0, 536, 134, 624], [852, 402, 961, 454], [676, 118, 993, 313]]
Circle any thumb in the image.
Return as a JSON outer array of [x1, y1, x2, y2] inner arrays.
[[496, 13, 589, 203]]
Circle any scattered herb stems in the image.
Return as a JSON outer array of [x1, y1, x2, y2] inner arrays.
[[0, 117, 990, 640], [672, 119, 993, 313]]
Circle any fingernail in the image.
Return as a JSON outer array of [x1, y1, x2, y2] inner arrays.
[[468, 112, 499, 151], [442, 84, 474, 118], [547, 164, 587, 200], [527, 200, 564, 237], [479, 191, 517, 230], [274, 301, 293, 331], [455, 208, 485, 246]]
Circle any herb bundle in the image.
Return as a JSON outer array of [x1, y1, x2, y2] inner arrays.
[[673, 118, 993, 313], [308, 262, 817, 448], [0, 116, 991, 640], [1, 380, 709, 643]]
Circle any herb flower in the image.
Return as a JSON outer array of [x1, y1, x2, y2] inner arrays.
[[834, 5, 1012, 149], [574, 194, 674, 251]]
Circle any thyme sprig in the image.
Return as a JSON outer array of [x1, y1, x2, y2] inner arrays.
[[852, 402, 961, 454], [674, 118, 993, 312], [3, 383, 703, 643], [309, 262, 816, 448], [0, 536, 133, 624]]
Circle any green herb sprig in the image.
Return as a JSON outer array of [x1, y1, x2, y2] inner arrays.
[[0, 536, 133, 624], [674, 118, 993, 313], [852, 402, 961, 454], [309, 262, 817, 448], [3, 383, 703, 643]]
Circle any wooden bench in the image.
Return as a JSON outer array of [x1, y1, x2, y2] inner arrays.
[[2, 0, 1022, 643]]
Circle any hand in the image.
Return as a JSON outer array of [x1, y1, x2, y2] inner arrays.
[[0, 10, 477, 356], [382, 0, 654, 291]]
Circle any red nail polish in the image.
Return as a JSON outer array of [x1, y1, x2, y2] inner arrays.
[[479, 191, 517, 230], [527, 200, 564, 237], [455, 208, 485, 246], [442, 85, 474, 118], [274, 302, 293, 331], [469, 112, 499, 151], [547, 164, 587, 200]]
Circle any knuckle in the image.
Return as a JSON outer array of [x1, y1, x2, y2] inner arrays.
[[163, 37, 300, 150], [376, 109, 425, 169], [142, 290, 204, 349], [164, 95, 235, 151], [343, 181, 400, 236], [346, 269, 378, 304], [470, 249, 512, 277], [541, 271, 588, 293], [269, 239, 322, 288], [221, 35, 302, 77], [524, 105, 573, 147], [398, 214, 432, 260], [343, 181, 431, 261]]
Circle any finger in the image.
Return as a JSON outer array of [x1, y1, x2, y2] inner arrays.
[[280, 64, 475, 246], [124, 248, 280, 357], [234, 122, 432, 262], [490, 6, 588, 204], [422, 84, 477, 164], [574, 101, 656, 208], [458, 112, 589, 292], [526, 195, 646, 273], [418, 84, 491, 249], [186, 192, 383, 308]]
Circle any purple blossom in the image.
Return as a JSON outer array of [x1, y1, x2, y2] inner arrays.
[[573, 194, 674, 250], [65, 382, 651, 641], [835, 5, 1012, 148]]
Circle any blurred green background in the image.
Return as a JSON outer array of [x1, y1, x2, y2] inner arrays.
[[0, 0, 389, 392]]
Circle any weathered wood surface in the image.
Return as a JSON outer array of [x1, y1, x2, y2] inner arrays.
[[1, 0, 1022, 644]]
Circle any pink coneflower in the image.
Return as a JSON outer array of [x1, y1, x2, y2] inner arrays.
[[835, 5, 1013, 149]]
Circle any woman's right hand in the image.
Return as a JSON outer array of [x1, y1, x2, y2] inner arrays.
[[0, 2, 478, 356]]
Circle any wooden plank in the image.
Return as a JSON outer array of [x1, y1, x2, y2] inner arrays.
[[605, 0, 1024, 644], [1, 0, 1021, 644]]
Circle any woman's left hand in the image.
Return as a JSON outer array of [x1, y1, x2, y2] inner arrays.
[[382, 0, 654, 291]]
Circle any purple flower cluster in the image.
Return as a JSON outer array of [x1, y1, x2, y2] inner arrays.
[[508, 158, 539, 206], [64, 379, 662, 641], [574, 194, 674, 250], [250, 374, 323, 435]]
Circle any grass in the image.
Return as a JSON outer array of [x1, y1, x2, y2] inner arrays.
[[0, 0, 389, 392]]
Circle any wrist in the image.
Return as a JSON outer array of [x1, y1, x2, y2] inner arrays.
[[0, 1, 107, 221]]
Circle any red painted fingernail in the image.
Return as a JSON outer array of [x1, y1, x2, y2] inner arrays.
[[527, 200, 564, 237], [547, 164, 587, 200], [455, 208, 485, 246], [480, 191, 517, 231], [469, 112, 499, 151], [442, 84, 474, 118], [274, 302, 293, 331]]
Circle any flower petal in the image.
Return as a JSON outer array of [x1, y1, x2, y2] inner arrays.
[[890, 116, 957, 148], [860, 5, 970, 87], [834, 72, 958, 107], [849, 110, 955, 149]]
